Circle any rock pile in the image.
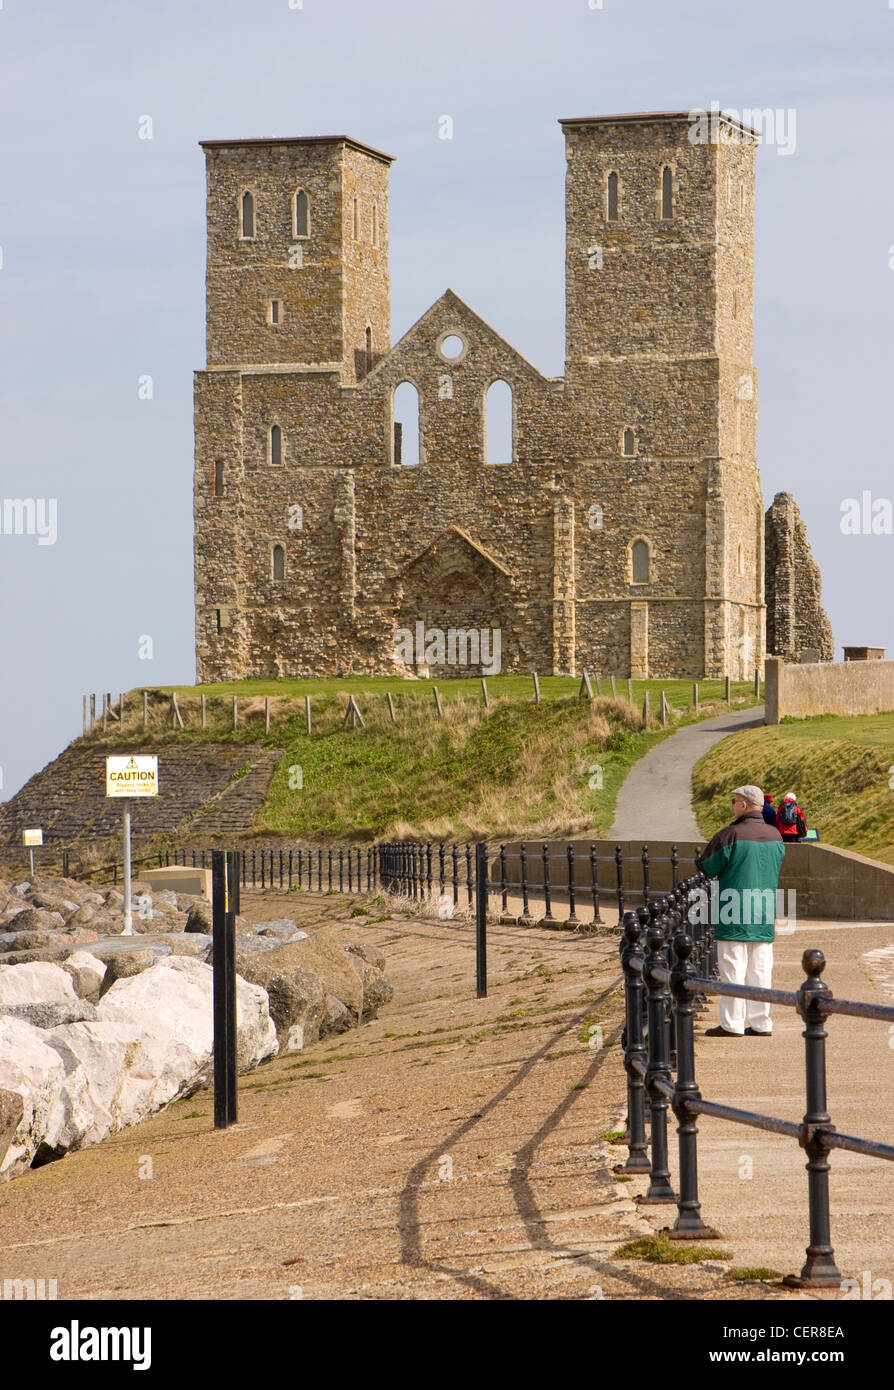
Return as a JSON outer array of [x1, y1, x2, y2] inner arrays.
[[0, 874, 393, 1181]]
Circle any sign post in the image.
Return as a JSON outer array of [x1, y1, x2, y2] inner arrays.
[[23, 828, 43, 878], [105, 755, 159, 935]]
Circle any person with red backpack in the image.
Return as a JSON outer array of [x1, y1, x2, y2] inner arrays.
[[776, 792, 807, 840]]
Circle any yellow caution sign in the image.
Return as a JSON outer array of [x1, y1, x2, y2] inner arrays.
[[106, 755, 159, 798]]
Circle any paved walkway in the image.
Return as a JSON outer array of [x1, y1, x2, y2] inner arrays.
[[610, 706, 765, 841], [0, 890, 889, 1299]]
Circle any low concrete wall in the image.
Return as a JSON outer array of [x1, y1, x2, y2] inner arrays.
[[139, 865, 211, 901], [494, 838, 894, 921], [765, 656, 894, 723]]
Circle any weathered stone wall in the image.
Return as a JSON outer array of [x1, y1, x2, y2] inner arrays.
[[765, 492, 834, 663], [193, 114, 825, 684], [765, 656, 894, 723]]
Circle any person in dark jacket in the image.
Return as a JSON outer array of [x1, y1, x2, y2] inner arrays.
[[696, 784, 785, 1037], [776, 792, 807, 841], [761, 792, 776, 826]]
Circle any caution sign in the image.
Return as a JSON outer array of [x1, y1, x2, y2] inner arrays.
[[106, 755, 159, 798], [23, 828, 43, 846]]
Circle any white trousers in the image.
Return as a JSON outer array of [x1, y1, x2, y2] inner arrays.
[[716, 941, 774, 1034]]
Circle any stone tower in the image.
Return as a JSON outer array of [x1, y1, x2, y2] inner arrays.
[[561, 111, 765, 678], [201, 135, 392, 377]]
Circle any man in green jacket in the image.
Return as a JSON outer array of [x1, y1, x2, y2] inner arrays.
[[696, 784, 786, 1037]]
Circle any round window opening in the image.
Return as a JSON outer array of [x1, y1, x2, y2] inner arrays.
[[438, 333, 466, 361]]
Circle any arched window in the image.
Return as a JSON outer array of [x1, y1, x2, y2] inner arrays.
[[661, 166, 673, 220], [485, 380, 513, 464], [241, 190, 255, 238], [623, 427, 636, 457], [352, 196, 359, 240], [294, 189, 309, 238], [631, 539, 650, 584], [269, 424, 282, 466], [272, 544, 285, 581], [213, 460, 224, 497], [607, 170, 619, 221], [392, 382, 420, 466], [365, 326, 372, 374]]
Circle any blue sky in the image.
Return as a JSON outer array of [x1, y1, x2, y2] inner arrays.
[[1, 0, 893, 798]]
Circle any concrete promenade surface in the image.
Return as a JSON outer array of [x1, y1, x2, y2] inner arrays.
[[610, 706, 766, 841], [0, 891, 890, 1301]]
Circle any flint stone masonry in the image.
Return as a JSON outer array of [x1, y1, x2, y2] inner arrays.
[[764, 492, 833, 664], [194, 113, 831, 682]]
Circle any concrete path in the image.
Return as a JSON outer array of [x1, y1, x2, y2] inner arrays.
[[0, 889, 889, 1298], [610, 706, 765, 842]]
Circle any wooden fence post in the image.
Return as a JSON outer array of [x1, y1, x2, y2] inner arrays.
[[610, 675, 617, 699], [642, 690, 650, 724], [481, 678, 489, 708], [171, 693, 184, 729], [433, 686, 443, 718], [142, 690, 148, 732], [233, 696, 238, 730], [725, 675, 731, 704], [692, 682, 699, 712], [532, 672, 541, 704], [627, 678, 634, 705], [201, 694, 207, 729], [82, 695, 87, 736], [90, 693, 96, 729], [660, 690, 668, 726], [386, 692, 397, 724], [754, 666, 760, 697], [579, 670, 594, 700], [265, 696, 270, 734]]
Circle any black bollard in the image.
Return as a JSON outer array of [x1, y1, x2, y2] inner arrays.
[[618, 912, 650, 1173], [667, 934, 720, 1238], [783, 950, 843, 1287], [639, 922, 678, 1204]]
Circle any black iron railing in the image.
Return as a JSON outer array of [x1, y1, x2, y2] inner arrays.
[[617, 888, 894, 1286]]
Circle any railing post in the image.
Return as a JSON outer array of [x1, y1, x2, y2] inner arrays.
[[452, 844, 459, 907], [641, 843, 650, 903], [475, 841, 488, 998], [668, 933, 720, 1238], [426, 841, 432, 897], [438, 842, 445, 895], [590, 842, 602, 924], [640, 921, 677, 1204], [499, 844, 507, 914], [520, 841, 531, 919], [465, 842, 473, 906], [784, 949, 843, 1288], [670, 843, 679, 891], [615, 844, 624, 920], [617, 912, 650, 1173], [542, 843, 552, 921], [566, 843, 578, 923]]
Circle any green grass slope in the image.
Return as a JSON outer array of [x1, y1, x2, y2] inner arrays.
[[691, 713, 894, 863], [85, 677, 758, 843]]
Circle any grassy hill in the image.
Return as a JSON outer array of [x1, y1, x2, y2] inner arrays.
[[77, 675, 758, 843], [691, 713, 894, 863]]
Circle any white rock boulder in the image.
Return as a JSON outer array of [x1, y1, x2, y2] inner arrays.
[[0, 1017, 66, 1176], [0, 962, 79, 1009]]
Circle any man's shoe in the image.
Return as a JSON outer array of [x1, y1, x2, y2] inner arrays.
[[703, 1026, 743, 1037], [745, 1027, 772, 1036]]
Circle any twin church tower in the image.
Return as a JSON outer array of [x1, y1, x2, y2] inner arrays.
[[193, 110, 769, 680]]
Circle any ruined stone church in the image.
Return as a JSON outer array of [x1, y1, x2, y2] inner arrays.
[[193, 110, 832, 681]]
